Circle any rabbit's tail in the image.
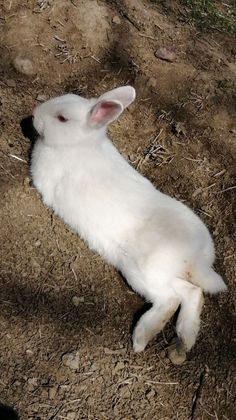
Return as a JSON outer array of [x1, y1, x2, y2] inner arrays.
[[191, 266, 227, 294]]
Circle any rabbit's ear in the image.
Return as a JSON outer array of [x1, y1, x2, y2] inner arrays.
[[88, 86, 136, 128], [89, 100, 123, 128], [99, 86, 136, 109]]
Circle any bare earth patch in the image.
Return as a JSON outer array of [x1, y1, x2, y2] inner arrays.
[[0, 1, 235, 419]]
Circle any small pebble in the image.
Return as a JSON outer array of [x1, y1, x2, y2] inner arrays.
[[159, 349, 166, 359], [31, 259, 41, 269], [114, 361, 125, 371], [72, 296, 84, 306], [37, 94, 48, 102], [155, 46, 176, 62], [23, 177, 30, 188], [104, 347, 126, 355], [67, 413, 77, 420], [90, 362, 99, 372], [48, 386, 57, 400], [146, 389, 156, 400], [119, 385, 130, 398], [26, 349, 34, 356], [167, 344, 186, 365], [13, 56, 36, 76], [112, 15, 121, 24], [13, 380, 21, 387], [6, 79, 16, 88], [27, 377, 38, 391], [171, 121, 186, 137], [35, 240, 41, 247], [192, 187, 202, 198], [59, 384, 70, 392], [170, 170, 179, 181], [62, 351, 80, 370]]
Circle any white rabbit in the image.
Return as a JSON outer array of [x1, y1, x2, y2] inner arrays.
[[30, 86, 227, 363]]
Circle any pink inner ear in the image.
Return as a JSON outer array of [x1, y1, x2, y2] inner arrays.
[[90, 101, 122, 126]]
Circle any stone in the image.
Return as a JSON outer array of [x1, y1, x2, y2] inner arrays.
[[27, 377, 38, 391], [48, 387, 57, 399], [37, 94, 48, 102], [72, 296, 84, 306], [67, 413, 77, 420], [13, 56, 36, 76], [112, 15, 121, 24], [62, 351, 80, 370], [171, 121, 187, 137], [6, 79, 16, 87], [155, 46, 176, 62], [167, 343, 186, 365], [113, 361, 125, 373], [146, 389, 156, 400]]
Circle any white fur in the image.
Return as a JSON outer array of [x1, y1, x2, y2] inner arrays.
[[30, 86, 227, 358]]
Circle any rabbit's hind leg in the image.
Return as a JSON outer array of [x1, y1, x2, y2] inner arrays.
[[133, 294, 180, 353], [168, 278, 204, 364]]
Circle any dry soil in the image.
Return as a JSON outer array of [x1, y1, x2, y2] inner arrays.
[[0, 1, 235, 419]]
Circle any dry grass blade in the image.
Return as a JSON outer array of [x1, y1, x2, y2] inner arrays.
[[216, 185, 236, 193], [143, 131, 175, 167], [9, 154, 27, 163]]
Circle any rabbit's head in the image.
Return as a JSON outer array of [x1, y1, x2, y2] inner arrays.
[[32, 86, 136, 146]]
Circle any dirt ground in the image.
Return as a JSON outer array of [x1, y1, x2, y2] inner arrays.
[[0, 1, 235, 419]]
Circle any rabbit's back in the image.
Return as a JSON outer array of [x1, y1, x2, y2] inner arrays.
[[31, 137, 212, 271]]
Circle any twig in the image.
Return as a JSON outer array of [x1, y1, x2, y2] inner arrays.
[[84, 327, 96, 336], [0, 164, 15, 179], [70, 0, 78, 7], [155, 23, 163, 31], [190, 369, 206, 420], [138, 33, 157, 41], [9, 154, 27, 163], [224, 254, 234, 260], [121, 11, 141, 30], [213, 169, 226, 177], [54, 35, 66, 43], [216, 185, 236, 194], [91, 55, 101, 63], [203, 408, 215, 418], [57, 20, 65, 27], [198, 209, 212, 218], [71, 267, 78, 282], [112, 2, 141, 31], [192, 183, 216, 198], [145, 380, 179, 385], [183, 157, 203, 163]]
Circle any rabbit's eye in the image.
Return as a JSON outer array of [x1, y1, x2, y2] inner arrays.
[[57, 114, 68, 123]]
